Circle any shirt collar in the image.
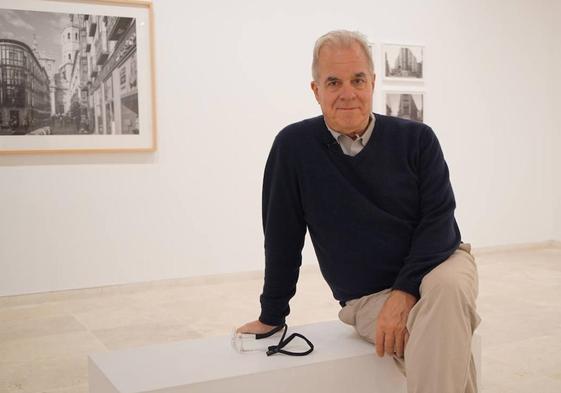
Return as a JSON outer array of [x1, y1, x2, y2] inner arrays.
[[326, 113, 376, 146]]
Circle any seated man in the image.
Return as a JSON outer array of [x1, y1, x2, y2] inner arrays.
[[237, 30, 480, 393]]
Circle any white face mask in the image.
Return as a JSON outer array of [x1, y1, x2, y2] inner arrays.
[[231, 324, 314, 356]]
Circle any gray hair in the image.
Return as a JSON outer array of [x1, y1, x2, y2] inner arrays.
[[311, 30, 374, 81]]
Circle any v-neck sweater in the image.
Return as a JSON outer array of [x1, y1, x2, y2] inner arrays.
[[259, 113, 461, 326]]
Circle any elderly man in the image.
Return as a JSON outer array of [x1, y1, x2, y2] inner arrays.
[[237, 30, 480, 393]]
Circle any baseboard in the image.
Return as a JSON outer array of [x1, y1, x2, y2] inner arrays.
[[472, 239, 561, 255], [0, 269, 265, 306], [2, 241, 559, 305]]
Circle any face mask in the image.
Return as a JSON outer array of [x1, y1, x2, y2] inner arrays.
[[231, 323, 314, 356]]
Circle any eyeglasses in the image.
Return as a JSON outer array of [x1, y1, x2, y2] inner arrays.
[[231, 323, 314, 357]]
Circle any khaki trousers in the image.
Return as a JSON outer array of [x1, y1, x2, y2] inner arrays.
[[338, 244, 481, 393]]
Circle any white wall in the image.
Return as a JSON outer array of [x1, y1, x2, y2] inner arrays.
[[0, 0, 559, 296]]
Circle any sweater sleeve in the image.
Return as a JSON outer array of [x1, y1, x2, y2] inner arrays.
[[258, 134, 307, 326], [392, 126, 461, 299]]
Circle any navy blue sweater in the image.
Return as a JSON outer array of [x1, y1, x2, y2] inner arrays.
[[259, 114, 461, 326]]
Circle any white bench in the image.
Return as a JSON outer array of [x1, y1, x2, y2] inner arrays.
[[89, 320, 481, 393]]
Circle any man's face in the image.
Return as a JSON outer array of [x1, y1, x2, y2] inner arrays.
[[311, 42, 375, 135]]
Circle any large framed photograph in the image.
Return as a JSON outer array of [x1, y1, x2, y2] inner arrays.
[[0, 0, 155, 153], [383, 43, 424, 82], [385, 91, 424, 123]]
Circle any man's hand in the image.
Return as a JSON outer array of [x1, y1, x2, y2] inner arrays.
[[375, 290, 417, 358], [236, 319, 278, 334]]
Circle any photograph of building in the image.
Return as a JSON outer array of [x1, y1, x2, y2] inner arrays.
[[385, 92, 424, 122], [0, 8, 139, 136], [384, 44, 423, 79]]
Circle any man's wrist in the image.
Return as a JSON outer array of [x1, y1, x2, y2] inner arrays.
[[391, 282, 420, 301], [390, 289, 418, 303]]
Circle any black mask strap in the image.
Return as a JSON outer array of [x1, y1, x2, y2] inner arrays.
[[257, 324, 314, 357]]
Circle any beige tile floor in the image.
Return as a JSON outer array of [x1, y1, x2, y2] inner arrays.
[[1, 244, 560, 393]]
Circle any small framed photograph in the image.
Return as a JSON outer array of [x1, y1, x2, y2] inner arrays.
[[0, 0, 156, 154], [383, 43, 424, 82], [384, 91, 424, 123]]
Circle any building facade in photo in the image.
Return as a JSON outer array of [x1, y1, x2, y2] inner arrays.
[[68, 14, 138, 135], [396, 48, 420, 77], [0, 39, 51, 133], [31, 35, 57, 117], [397, 94, 422, 122]]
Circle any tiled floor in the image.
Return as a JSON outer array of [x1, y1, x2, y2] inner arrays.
[[1, 244, 560, 393]]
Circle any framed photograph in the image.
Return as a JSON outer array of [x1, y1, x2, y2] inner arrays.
[[383, 43, 424, 82], [0, 0, 156, 154], [385, 91, 424, 123]]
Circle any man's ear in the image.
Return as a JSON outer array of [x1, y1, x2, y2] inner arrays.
[[310, 80, 320, 103]]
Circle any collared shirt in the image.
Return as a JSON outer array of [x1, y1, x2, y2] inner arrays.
[[326, 113, 376, 157]]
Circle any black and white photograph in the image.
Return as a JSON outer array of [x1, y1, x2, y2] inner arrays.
[[383, 43, 424, 81], [0, 0, 154, 153], [385, 92, 424, 123]]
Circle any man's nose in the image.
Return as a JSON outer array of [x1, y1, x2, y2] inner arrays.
[[339, 83, 357, 100]]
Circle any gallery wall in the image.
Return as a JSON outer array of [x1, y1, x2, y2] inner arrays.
[[0, 0, 559, 296]]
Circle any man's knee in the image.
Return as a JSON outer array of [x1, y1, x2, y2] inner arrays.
[[419, 249, 479, 304]]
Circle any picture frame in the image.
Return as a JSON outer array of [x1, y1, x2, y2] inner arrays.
[[384, 91, 425, 123], [383, 43, 424, 82], [0, 0, 156, 154]]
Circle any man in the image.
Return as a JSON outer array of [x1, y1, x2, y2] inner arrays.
[[237, 30, 480, 393]]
